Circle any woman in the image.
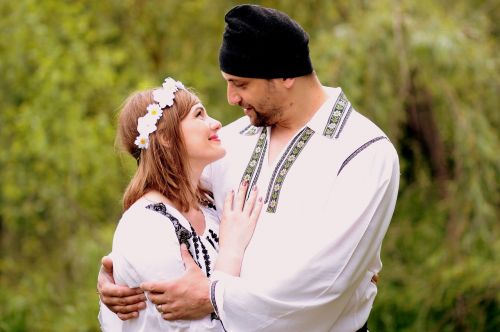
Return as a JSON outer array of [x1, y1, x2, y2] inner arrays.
[[99, 77, 262, 331]]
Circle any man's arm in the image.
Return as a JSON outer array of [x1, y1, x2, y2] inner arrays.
[[97, 255, 146, 320]]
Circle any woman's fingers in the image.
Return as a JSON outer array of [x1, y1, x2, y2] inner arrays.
[[250, 196, 263, 225], [223, 189, 234, 215], [234, 180, 249, 211], [227, 181, 262, 216], [243, 185, 258, 215]]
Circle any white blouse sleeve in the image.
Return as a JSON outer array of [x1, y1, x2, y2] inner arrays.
[[211, 140, 400, 331], [106, 207, 221, 332]]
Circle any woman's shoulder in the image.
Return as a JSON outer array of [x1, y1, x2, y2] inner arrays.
[[111, 200, 188, 288], [113, 199, 180, 248]]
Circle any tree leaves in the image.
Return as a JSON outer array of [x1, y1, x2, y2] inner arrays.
[[0, 0, 498, 330]]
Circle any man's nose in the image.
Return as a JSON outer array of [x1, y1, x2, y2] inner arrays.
[[227, 85, 241, 105]]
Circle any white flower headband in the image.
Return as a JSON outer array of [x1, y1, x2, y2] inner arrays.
[[134, 77, 185, 149]]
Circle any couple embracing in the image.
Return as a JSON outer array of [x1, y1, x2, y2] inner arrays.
[[98, 4, 399, 332]]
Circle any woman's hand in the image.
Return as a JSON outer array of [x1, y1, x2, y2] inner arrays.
[[215, 180, 263, 276]]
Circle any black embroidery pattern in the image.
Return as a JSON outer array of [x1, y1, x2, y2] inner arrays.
[[146, 202, 221, 321], [190, 226, 202, 269], [199, 241, 211, 277], [189, 225, 212, 277], [145, 203, 192, 250], [265, 127, 315, 213], [323, 92, 351, 139], [337, 136, 387, 175], [206, 236, 217, 250], [209, 229, 219, 243]]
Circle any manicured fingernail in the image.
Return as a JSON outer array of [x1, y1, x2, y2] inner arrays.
[[242, 180, 249, 186]]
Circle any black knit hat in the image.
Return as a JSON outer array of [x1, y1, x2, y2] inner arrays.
[[219, 4, 313, 79]]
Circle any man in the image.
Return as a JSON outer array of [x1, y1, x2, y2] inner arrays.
[[98, 4, 399, 331]]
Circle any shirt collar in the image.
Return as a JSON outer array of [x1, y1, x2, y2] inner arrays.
[[306, 86, 342, 134]]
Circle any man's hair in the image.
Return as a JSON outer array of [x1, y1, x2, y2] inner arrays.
[[117, 88, 210, 212]]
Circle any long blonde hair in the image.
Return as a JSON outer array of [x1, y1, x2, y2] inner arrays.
[[117, 88, 211, 212]]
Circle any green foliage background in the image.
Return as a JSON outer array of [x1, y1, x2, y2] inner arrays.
[[0, 0, 498, 331]]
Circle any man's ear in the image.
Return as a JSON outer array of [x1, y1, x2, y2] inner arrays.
[[282, 77, 295, 89]]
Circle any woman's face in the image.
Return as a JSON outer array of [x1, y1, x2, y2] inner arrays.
[[180, 103, 226, 169]]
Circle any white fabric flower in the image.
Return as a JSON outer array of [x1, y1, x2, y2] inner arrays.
[[175, 81, 185, 90], [133, 77, 185, 150], [134, 135, 149, 149], [153, 87, 176, 108], [137, 115, 157, 135], [147, 103, 163, 120], [163, 77, 178, 91]]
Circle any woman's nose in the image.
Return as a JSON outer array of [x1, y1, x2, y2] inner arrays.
[[209, 117, 222, 130]]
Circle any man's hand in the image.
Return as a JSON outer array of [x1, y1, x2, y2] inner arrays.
[[141, 244, 213, 320], [97, 255, 147, 320]]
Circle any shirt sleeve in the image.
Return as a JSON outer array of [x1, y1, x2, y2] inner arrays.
[[211, 139, 400, 331], [110, 208, 222, 332]]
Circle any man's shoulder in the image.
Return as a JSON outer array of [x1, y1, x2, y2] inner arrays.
[[345, 110, 386, 138], [336, 109, 387, 142]]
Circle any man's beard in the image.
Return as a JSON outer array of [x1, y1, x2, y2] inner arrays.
[[249, 107, 281, 127]]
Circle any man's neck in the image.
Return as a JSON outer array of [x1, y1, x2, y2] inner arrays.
[[267, 77, 327, 163], [272, 77, 327, 136]]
